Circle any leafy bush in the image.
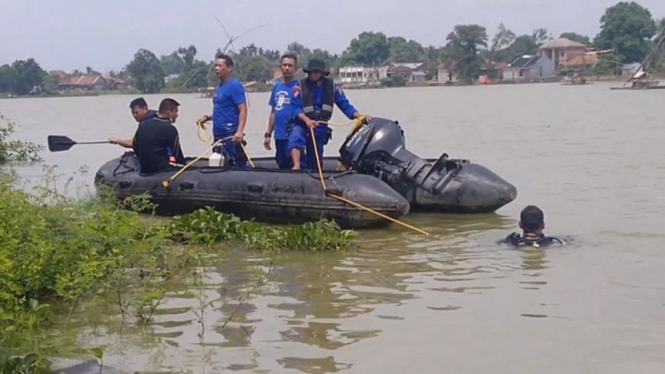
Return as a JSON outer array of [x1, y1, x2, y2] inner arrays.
[[165, 206, 356, 251], [0, 166, 357, 372], [0, 114, 42, 163]]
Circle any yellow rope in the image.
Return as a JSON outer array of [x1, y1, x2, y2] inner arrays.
[[318, 119, 358, 128], [196, 120, 254, 168], [314, 117, 367, 171], [310, 125, 328, 190], [194, 117, 426, 234], [197, 120, 213, 143], [162, 138, 225, 188], [239, 142, 255, 168], [308, 125, 429, 236]]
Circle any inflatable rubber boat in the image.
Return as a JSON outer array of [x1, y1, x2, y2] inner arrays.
[[338, 117, 517, 213], [93, 153, 410, 229], [251, 117, 517, 213]]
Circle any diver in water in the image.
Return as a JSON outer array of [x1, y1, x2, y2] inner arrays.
[[500, 205, 565, 248]]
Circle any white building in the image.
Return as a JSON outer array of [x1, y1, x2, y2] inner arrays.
[[338, 65, 389, 85]]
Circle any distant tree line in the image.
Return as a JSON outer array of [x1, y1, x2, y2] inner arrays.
[[1, 1, 664, 96]]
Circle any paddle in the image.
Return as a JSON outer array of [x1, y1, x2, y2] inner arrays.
[[47, 135, 110, 152]]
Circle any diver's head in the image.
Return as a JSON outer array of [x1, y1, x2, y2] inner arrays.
[[519, 205, 545, 235]]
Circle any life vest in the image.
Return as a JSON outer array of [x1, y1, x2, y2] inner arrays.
[[301, 77, 335, 121], [137, 110, 158, 125], [502, 232, 565, 248], [143, 110, 157, 122]]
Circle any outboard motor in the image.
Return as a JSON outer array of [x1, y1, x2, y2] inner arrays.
[[338, 117, 461, 195]]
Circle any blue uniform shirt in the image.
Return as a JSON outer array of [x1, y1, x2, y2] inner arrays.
[[212, 78, 247, 138], [295, 82, 357, 126], [268, 80, 303, 139]]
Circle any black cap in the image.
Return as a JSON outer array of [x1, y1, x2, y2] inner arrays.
[[303, 58, 329, 75]]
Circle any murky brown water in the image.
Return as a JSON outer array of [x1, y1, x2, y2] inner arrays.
[[2, 82, 665, 373]]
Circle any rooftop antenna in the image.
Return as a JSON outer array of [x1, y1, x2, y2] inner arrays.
[[179, 19, 268, 89], [215, 17, 268, 54]]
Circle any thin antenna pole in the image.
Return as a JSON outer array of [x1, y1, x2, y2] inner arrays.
[[180, 19, 268, 89]]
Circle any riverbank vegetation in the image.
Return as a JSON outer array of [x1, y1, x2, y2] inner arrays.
[[0, 117, 356, 373], [2, 1, 664, 98], [0, 115, 42, 163]]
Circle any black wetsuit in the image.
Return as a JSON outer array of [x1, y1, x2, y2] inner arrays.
[[500, 232, 565, 248], [132, 117, 186, 174]]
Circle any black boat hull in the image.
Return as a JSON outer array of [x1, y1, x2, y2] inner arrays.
[[248, 156, 517, 214], [93, 153, 410, 229]]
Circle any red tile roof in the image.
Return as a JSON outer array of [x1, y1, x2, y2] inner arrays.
[[59, 75, 107, 86], [540, 38, 587, 49], [49, 70, 67, 78]]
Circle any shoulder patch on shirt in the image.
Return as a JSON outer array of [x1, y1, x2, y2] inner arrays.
[[293, 85, 300, 97], [335, 84, 344, 94]]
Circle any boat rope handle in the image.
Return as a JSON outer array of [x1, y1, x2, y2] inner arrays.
[[309, 123, 429, 236]]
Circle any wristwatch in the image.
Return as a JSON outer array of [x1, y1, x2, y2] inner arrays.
[[264, 132, 271, 138]]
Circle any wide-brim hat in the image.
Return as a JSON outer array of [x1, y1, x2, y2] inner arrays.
[[303, 59, 330, 75]]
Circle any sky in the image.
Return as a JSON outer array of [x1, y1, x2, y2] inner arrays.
[[2, 0, 664, 72]]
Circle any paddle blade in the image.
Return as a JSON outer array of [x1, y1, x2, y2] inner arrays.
[[47, 135, 76, 152]]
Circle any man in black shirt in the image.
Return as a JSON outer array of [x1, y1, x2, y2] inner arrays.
[[109, 97, 158, 148], [499, 205, 565, 248], [132, 98, 187, 174]]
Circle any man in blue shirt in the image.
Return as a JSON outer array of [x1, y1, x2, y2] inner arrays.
[[289, 58, 371, 170], [197, 53, 249, 168], [263, 53, 305, 169]]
